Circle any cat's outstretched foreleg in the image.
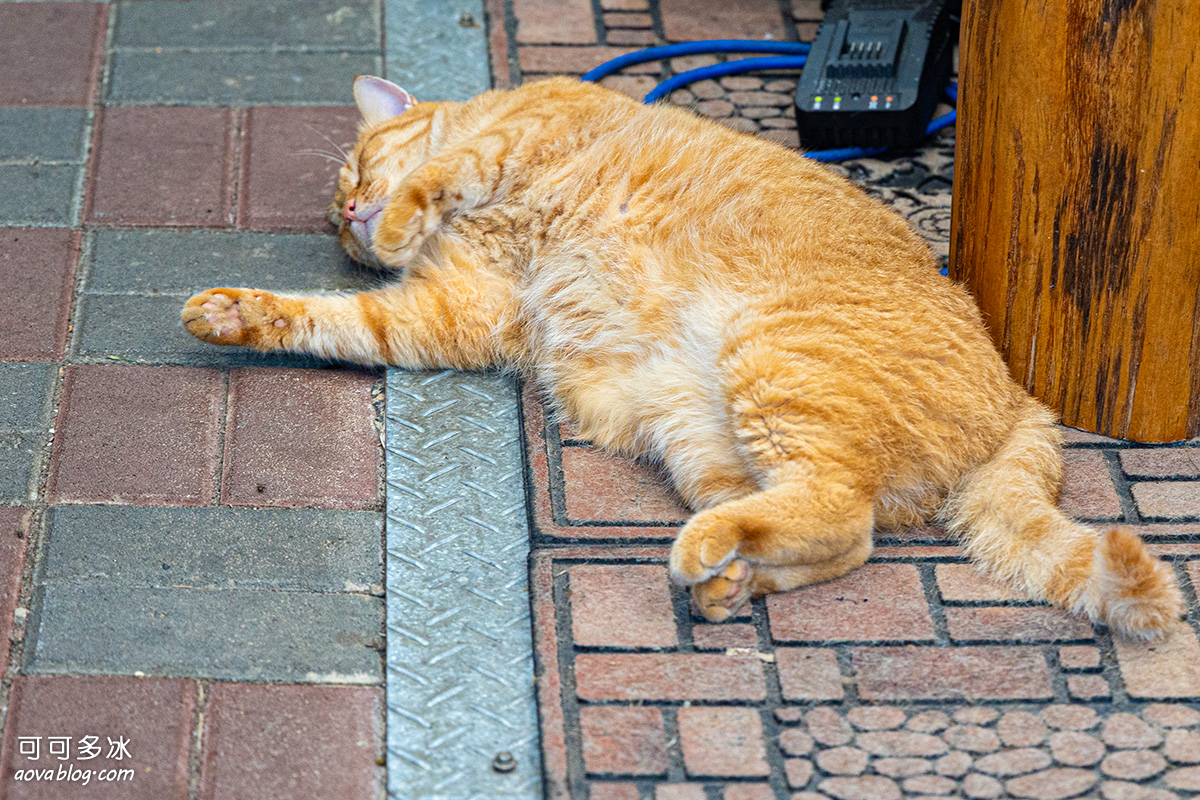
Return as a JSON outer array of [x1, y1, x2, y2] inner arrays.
[[182, 266, 518, 369]]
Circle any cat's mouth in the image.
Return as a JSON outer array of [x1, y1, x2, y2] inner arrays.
[[346, 203, 384, 250]]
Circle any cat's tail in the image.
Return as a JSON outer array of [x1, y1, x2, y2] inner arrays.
[[942, 398, 1184, 639]]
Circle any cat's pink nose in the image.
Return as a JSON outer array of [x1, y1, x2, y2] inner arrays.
[[343, 198, 358, 222]]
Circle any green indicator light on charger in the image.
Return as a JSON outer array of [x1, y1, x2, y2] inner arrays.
[[834, 96, 842, 103], [814, 96, 823, 102]]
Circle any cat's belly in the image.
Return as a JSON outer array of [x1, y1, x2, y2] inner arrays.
[[525, 286, 737, 458]]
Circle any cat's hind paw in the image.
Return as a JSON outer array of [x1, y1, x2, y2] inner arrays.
[[691, 560, 753, 623], [182, 288, 298, 350]]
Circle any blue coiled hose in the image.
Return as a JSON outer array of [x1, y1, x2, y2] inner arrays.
[[581, 41, 956, 162]]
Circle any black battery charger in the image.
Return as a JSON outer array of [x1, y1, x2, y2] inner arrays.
[[795, 0, 959, 150]]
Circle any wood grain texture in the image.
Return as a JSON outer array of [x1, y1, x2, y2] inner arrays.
[[950, 0, 1200, 441]]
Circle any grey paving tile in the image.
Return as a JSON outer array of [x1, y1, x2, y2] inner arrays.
[[386, 0, 490, 101], [72, 292, 319, 367], [0, 362, 54, 430], [0, 363, 53, 502], [0, 431, 42, 501], [42, 505, 382, 593], [113, 0, 380, 49], [0, 165, 78, 225], [109, 51, 382, 105], [87, 229, 380, 294], [0, 108, 88, 162], [26, 584, 382, 681]]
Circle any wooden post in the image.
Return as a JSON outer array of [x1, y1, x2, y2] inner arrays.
[[950, 0, 1200, 442]]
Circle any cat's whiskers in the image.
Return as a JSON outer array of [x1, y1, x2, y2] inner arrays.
[[295, 149, 348, 165], [304, 123, 351, 161]]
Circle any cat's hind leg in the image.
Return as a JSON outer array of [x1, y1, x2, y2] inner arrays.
[[689, 533, 873, 621], [670, 463, 876, 622]]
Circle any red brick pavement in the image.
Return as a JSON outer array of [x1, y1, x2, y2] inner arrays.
[[511, 4, 1200, 796]]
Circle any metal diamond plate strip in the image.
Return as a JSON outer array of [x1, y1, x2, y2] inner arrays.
[[384, 0, 491, 102], [385, 370, 540, 800]]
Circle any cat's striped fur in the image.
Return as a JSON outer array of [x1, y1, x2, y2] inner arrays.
[[183, 76, 1182, 637]]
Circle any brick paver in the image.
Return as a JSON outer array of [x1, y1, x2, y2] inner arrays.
[[0, 3, 105, 107], [88, 106, 235, 227], [0, 675, 196, 800], [47, 365, 225, 505], [1059, 449, 1124, 519], [561, 447, 690, 522], [766, 564, 936, 643], [28, 505, 383, 681], [659, 0, 788, 41], [0, 229, 78, 361], [221, 367, 380, 509], [0, 508, 30, 677], [580, 706, 668, 776], [238, 106, 359, 232], [570, 564, 678, 648], [0, 364, 54, 502], [198, 683, 383, 800]]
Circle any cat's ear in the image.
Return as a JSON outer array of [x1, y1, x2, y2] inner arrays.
[[353, 76, 417, 126]]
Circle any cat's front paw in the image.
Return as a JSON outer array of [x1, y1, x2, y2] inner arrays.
[[373, 184, 443, 266], [182, 288, 298, 350]]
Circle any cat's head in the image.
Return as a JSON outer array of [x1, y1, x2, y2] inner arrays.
[[329, 76, 433, 267]]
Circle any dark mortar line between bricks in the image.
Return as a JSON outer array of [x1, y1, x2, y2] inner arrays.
[[776, 0, 803, 43], [1042, 642, 1077, 704], [551, 566, 590, 799], [751, 596, 797, 799], [552, 638, 1123, 657], [0, 158, 88, 168], [1088, 624, 1129, 706], [226, 107, 246, 229], [660, 705, 686, 784], [587, 0, 607, 46], [503, 0, 521, 86], [918, 561, 952, 645], [210, 369, 231, 507], [1126, 475, 1200, 482], [669, 576, 695, 652], [646, 0, 667, 54], [554, 520, 679, 530], [543, 420, 571, 524], [98, 100, 359, 110], [1104, 447, 1143, 524], [35, 578, 382, 598], [378, 0, 387, 86], [515, 377, 544, 552], [77, 4, 118, 228], [830, 646, 859, 710]]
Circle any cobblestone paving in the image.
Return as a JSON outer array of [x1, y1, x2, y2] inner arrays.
[[494, 0, 1200, 798]]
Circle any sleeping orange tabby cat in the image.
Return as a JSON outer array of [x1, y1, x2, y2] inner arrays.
[[183, 75, 1182, 638]]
